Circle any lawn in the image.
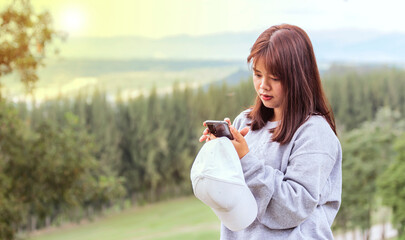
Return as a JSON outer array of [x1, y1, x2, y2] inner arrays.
[[28, 196, 220, 240]]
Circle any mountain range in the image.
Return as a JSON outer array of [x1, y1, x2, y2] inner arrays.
[[4, 28, 405, 101], [54, 29, 405, 64]]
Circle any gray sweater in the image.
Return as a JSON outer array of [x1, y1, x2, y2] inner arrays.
[[221, 110, 342, 239]]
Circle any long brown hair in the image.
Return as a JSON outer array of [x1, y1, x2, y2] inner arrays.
[[247, 24, 336, 144]]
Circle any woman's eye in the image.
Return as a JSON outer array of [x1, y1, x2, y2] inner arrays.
[[254, 74, 262, 78]]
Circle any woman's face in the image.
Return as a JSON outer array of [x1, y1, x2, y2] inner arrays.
[[252, 58, 285, 120]]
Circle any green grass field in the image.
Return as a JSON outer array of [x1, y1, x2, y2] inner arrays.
[[28, 196, 220, 240]]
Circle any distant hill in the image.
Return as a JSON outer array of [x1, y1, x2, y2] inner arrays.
[[39, 58, 244, 79], [55, 29, 405, 63], [3, 28, 405, 102], [1, 59, 247, 101]]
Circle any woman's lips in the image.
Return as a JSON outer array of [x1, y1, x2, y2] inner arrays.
[[260, 94, 273, 101]]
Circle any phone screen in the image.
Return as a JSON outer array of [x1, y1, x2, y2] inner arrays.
[[205, 120, 234, 140]]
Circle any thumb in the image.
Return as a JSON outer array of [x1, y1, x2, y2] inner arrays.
[[230, 126, 244, 141], [240, 127, 250, 136]]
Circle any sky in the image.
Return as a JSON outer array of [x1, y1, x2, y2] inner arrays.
[[1, 0, 404, 39]]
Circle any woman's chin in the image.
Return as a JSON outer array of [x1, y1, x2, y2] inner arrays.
[[261, 101, 274, 109]]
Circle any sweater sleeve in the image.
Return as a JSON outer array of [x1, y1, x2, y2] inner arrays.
[[240, 118, 340, 229]]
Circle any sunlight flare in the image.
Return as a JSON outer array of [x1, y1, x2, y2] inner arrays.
[[59, 7, 85, 35]]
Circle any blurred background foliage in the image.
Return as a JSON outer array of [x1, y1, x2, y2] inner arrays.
[[1, 0, 405, 240]]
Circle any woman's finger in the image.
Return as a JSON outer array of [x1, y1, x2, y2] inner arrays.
[[240, 127, 250, 137], [224, 117, 231, 126], [199, 135, 207, 142], [229, 126, 243, 141]]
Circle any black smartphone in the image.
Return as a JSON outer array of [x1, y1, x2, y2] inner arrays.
[[205, 120, 234, 140]]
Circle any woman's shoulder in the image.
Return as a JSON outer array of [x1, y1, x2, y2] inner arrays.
[[233, 108, 252, 130], [307, 115, 336, 133], [292, 115, 341, 158]]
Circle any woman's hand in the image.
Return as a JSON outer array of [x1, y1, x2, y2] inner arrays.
[[199, 118, 250, 159], [223, 118, 250, 158], [198, 121, 217, 142], [229, 125, 250, 159]]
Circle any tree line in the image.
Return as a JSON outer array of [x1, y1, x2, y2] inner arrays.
[[0, 79, 256, 239], [0, 66, 404, 239]]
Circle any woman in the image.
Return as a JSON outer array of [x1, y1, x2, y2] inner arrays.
[[199, 24, 342, 239]]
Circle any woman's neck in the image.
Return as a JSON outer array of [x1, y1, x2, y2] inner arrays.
[[271, 108, 282, 122]]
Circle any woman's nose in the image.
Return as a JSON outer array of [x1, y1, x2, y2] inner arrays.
[[260, 78, 271, 90]]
